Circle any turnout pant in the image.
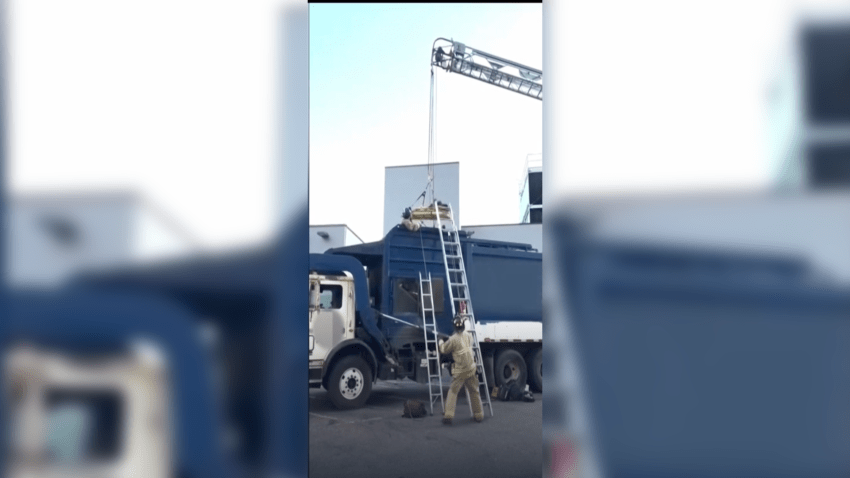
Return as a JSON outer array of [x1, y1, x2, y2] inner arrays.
[[444, 369, 484, 420]]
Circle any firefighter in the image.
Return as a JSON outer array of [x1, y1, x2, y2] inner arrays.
[[438, 314, 484, 424], [401, 207, 421, 231]]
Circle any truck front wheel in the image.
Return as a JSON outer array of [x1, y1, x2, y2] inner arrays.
[[494, 349, 527, 389], [327, 355, 373, 409]]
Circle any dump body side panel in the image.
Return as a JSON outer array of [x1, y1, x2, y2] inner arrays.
[[344, 226, 543, 340], [465, 242, 542, 325]]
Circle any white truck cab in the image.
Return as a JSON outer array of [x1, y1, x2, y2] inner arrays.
[[309, 272, 376, 409]]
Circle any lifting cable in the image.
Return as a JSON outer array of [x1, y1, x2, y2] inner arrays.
[[420, 60, 440, 282], [426, 63, 438, 206]]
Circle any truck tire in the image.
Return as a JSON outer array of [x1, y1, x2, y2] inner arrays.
[[526, 347, 542, 392], [494, 349, 527, 389], [327, 355, 372, 410], [483, 351, 496, 393]]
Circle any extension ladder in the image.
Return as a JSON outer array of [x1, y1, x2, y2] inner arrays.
[[433, 203, 493, 417], [419, 271, 444, 416]]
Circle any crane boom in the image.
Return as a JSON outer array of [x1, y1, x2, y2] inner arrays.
[[431, 38, 542, 101]]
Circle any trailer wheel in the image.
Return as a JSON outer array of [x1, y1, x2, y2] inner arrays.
[[483, 351, 495, 393], [494, 349, 527, 389], [527, 347, 542, 392], [327, 355, 372, 410]]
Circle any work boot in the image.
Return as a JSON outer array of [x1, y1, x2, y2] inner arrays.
[[442, 417, 452, 425]]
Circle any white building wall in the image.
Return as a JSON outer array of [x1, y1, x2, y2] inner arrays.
[[384, 163, 460, 236], [563, 192, 850, 286], [7, 193, 199, 288], [7, 194, 135, 288], [343, 227, 364, 247], [133, 199, 198, 262], [310, 225, 362, 253]]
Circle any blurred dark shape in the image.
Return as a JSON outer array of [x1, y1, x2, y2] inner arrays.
[[808, 143, 850, 186], [40, 216, 80, 247], [528, 171, 542, 206], [551, 213, 850, 477], [799, 21, 850, 189], [802, 24, 850, 124]]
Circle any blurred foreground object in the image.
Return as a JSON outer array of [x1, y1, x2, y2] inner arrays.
[[545, 191, 850, 477], [2, 217, 307, 477], [7, 191, 200, 289], [4, 341, 172, 477], [771, 14, 850, 190]]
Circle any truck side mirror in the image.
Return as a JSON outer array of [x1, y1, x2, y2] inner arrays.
[[309, 282, 320, 311]]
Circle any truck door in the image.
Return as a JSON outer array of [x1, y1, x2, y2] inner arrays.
[[310, 279, 348, 364]]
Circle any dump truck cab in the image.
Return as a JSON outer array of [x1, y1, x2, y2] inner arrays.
[[308, 254, 391, 410], [309, 272, 356, 367], [309, 271, 378, 409], [4, 340, 173, 478], [3, 287, 237, 478]]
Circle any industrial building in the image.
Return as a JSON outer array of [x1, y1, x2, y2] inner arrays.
[[519, 153, 542, 224], [309, 224, 363, 253], [383, 162, 460, 236], [7, 191, 199, 288], [380, 158, 542, 253], [770, 15, 850, 189]]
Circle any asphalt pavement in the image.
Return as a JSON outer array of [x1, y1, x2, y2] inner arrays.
[[309, 379, 542, 478]]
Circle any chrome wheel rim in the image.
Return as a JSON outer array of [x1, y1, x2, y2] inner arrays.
[[339, 367, 364, 400]]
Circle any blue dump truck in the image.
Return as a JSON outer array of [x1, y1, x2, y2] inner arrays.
[[1, 226, 309, 478], [309, 224, 542, 409]]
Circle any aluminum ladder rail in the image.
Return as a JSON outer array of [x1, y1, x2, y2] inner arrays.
[[419, 271, 445, 416], [433, 203, 494, 417]]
